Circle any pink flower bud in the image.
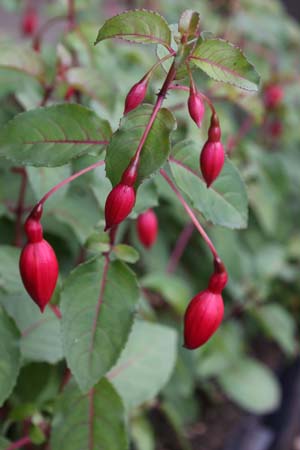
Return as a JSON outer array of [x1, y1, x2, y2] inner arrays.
[[200, 141, 225, 187], [22, 8, 38, 36], [124, 77, 148, 115], [19, 216, 58, 312], [264, 84, 284, 109], [188, 89, 205, 128], [184, 289, 224, 349], [137, 209, 158, 248], [200, 113, 224, 187], [104, 183, 136, 231], [268, 118, 283, 138]]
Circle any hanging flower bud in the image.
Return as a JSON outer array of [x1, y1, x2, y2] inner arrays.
[[22, 7, 38, 36], [137, 209, 158, 248], [64, 86, 76, 101], [124, 76, 148, 115], [184, 290, 224, 349], [264, 84, 284, 109], [200, 113, 225, 187], [188, 87, 205, 128], [184, 258, 227, 349], [19, 207, 59, 312], [104, 183, 136, 231], [268, 118, 283, 138]]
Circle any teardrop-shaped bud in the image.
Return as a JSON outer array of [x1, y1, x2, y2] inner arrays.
[[200, 141, 225, 187], [22, 7, 38, 36], [20, 215, 58, 312], [104, 183, 136, 231], [124, 77, 148, 115], [264, 84, 284, 109], [184, 290, 224, 349], [188, 89, 205, 128], [137, 209, 158, 248]]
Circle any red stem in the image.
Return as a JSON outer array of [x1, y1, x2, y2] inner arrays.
[[68, 0, 76, 30], [160, 169, 219, 260], [7, 436, 32, 450], [50, 304, 62, 319], [125, 61, 177, 174], [33, 15, 68, 51], [166, 222, 194, 273], [33, 160, 105, 210], [12, 167, 28, 247]]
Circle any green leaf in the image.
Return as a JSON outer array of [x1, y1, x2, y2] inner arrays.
[[51, 378, 128, 450], [0, 104, 111, 167], [0, 43, 44, 81], [61, 256, 139, 392], [218, 358, 281, 413], [0, 306, 21, 406], [1, 293, 63, 364], [0, 437, 10, 449], [108, 320, 177, 410], [170, 140, 248, 229], [253, 304, 296, 356], [113, 244, 139, 264], [0, 245, 22, 294], [106, 105, 176, 187], [190, 38, 260, 91], [131, 416, 155, 450], [141, 272, 191, 314], [95, 10, 171, 48], [178, 10, 200, 39]]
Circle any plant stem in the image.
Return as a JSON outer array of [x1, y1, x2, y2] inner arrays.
[[166, 222, 194, 273], [7, 436, 32, 450], [50, 304, 62, 319], [32, 15, 68, 51], [12, 167, 28, 247], [34, 160, 105, 210], [68, 0, 76, 30], [125, 61, 177, 172], [160, 169, 219, 260]]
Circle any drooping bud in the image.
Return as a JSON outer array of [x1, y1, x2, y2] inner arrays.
[[124, 76, 148, 115], [184, 290, 224, 349], [64, 86, 76, 101], [19, 208, 59, 312], [268, 118, 283, 138], [188, 88, 205, 128], [264, 84, 284, 109], [104, 183, 136, 231], [22, 7, 38, 36], [200, 113, 225, 187], [137, 209, 158, 248], [184, 258, 227, 349]]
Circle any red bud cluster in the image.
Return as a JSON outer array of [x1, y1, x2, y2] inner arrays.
[[184, 260, 227, 349], [124, 77, 148, 115], [188, 88, 205, 128], [200, 113, 225, 187], [19, 207, 59, 313], [137, 209, 158, 248], [22, 7, 38, 36]]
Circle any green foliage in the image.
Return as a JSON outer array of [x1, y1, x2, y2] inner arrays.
[[61, 256, 139, 392], [51, 378, 128, 450], [0, 105, 111, 167]]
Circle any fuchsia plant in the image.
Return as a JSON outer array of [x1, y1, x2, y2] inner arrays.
[[16, 8, 260, 353]]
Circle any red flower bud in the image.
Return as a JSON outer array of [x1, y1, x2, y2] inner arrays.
[[19, 215, 59, 312], [22, 8, 38, 36], [184, 290, 224, 349], [264, 84, 284, 109], [137, 209, 158, 248], [200, 113, 224, 187], [64, 87, 76, 101], [188, 89, 205, 128], [124, 77, 148, 114], [268, 118, 283, 138], [104, 183, 136, 231], [200, 141, 225, 188]]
